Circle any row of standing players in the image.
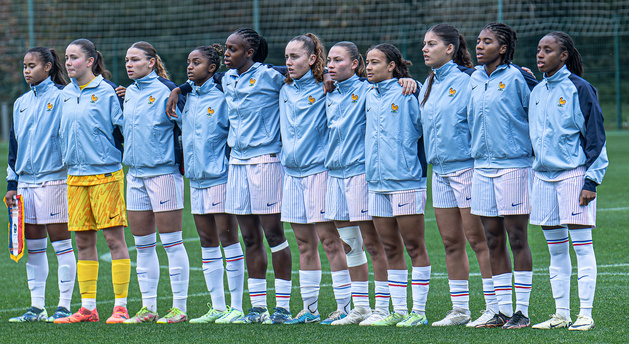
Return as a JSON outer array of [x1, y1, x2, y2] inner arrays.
[[6, 23, 607, 331]]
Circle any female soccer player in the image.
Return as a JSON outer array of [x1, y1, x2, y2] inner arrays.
[[119, 41, 191, 324], [529, 32, 607, 332], [6, 47, 76, 323], [419, 24, 496, 327], [468, 23, 537, 329], [362, 43, 430, 327], [171, 44, 244, 325], [54, 39, 130, 324], [277, 33, 350, 325]]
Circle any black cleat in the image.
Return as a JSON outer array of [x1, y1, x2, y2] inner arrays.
[[502, 310, 530, 329], [478, 312, 510, 328]]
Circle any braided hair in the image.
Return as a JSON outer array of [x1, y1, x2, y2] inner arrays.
[[234, 27, 268, 63], [545, 31, 584, 77], [193, 44, 224, 74], [482, 23, 517, 65]]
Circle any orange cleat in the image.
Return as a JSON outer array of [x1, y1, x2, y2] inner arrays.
[[106, 306, 129, 324], [54, 307, 99, 323]]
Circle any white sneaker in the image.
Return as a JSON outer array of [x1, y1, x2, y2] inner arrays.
[[331, 306, 372, 325], [431, 308, 471, 326], [466, 309, 496, 328], [532, 314, 572, 329], [568, 315, 595, 331], [359, 308, 389, 326]]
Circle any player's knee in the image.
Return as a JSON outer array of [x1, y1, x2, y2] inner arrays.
[[339, 227, 367, 267]]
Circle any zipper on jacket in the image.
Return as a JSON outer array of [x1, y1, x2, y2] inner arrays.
[[539, 81, 553, 170], [376, 87, 383, 184], [233, 78, 242, 153]]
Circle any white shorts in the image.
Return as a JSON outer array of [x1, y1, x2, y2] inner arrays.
[[326, 174, 371, 222], [281, 171, 328, 224], [190, 183, 227, 215], [530, 168, 596, 227], [432, 168, 473, 208], [471, 168, 531, 217], [126, 173, 184, 212], [17, 180, 68, 224], [369, 189, 427, 217], [225, 161, 283, 215]]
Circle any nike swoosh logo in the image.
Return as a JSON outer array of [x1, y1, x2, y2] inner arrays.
[[60, 280, 71, 283], [465, 196, 471, 201], [536, 100, 540, 105], [472, 85, 478, 90], [320, 210, 325, 214], [64, 98, 71, 102], [328, 102, 333, 107], [361, 209, 368, 213], [212, 202, 222, 206], [549, 323, 561, 328], [267, 202, 278, 207], [109, 214, 119, 220], [578, 275, 588, 280], [571, 212, 582, 216], [512, 202, 523, 207], [159, 200, 170, 204], [397, 203, 409, 207], [124, 98, 130, 103], [225, 268, 236, 272], [50, 212, 60, 216], [550, 275, 557, 280], [19, 108, 26, 112]]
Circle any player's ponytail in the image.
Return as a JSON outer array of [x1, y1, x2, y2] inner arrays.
[[285, 33, 327, 83], [367, 43, 412, 79], [70, 39, 112, 80], [454, 34, 473, 68], [25, 46, 68, 85], [235, 27, 268, 63], [547, 31, 583, 77], [131, 41, 170, 80]]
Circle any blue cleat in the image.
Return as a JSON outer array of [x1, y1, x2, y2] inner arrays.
[[285, 309, 321, 324], [233, 307, 270, 324], [320, 310, 346, 325], [47, 307, 72, 323], [263, 307, 292, 324], [9, 307, 48, 323]]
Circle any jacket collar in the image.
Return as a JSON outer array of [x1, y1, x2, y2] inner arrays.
[[230, 62, 261, 78], [133, 71, 158, 90], [335, 74, 360, 94], [374, 78, 398, 94], [30, 76, 54, 96], [433, 60, 456, 81], [544, 65, 570, 83], [478, 63, 508, 78], [292, 70, 317, 89], [71, 74, 104, 91], [191, 77, 217, 95]]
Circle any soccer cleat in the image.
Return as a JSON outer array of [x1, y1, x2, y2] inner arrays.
[[263, 307, 292, 324], [9, 307, 48, 323], [478, 311, 510, 328], [359, 308, 389, 326], [431, 308, 471, 326], [54, 307, 99, 323], [319, 310, 346, 325], [233, 307, 270, 324], [371, 312, 406, 326], [215, 307, 244, 324], [106, 306, 129, 324], [123, 306, 159, 324], [156, 308, 187, 324], [532, 314, 572, 329], [568, 315, 595, 331], [47, 307, 71, 323], [395, 312, 428, 327], [285, 309, 321, 324], [502, 310, 530, 329], [466, 309, 496, 328], [190, 303, 228, 324], [331, 306, 372, 325]]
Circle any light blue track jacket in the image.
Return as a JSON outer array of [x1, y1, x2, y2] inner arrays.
[[528, 65, 608, 192], [122, 71, 182, 178], [7, 77, 67, 190], [279, 70, 328, 177], [468, 63, 538, 168], [176, 78, 229, 188], [419, 61, 475, 175], [60, 74, 124, 176], [325, 74, 371, 179], [365, 78, 426, 192]]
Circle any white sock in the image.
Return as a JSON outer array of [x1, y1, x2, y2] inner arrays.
[[351, 280, 370, 309], [26, 238, 48, 310], [449, 279, 469, 311], [223, 243, 245, 311], [51, 239, 76, 310], [202, 246, 225, 311], [299, 270, 321, 314], [543, 227, 571, 318], [482, 278, 499, 314], [570, 228, 596, 318], [331, 270, 351, 313], [134, 233, 160, 312], [374, 280, 390, 313], [160, 231, 190, 313], [388, 269, 408, 315], [248, 278, 267, 308], [82, 298, 97, 311], [493, 272, 513, 317], [275, 278, 291, 310], [411, 266, 430, 315], [514, 271, 532, 317]]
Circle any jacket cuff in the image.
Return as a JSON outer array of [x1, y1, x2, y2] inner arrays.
[[7, 181, 17, 191], [583, 178, 598, 192]]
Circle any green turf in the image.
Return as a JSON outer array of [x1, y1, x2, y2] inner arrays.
[[0, 132, 627, 343]]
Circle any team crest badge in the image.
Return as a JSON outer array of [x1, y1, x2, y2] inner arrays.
[[90, 94, 98, 103], [249, 78, 256, 86], [558, 97, 566, 107], [207, 106, 214, 116], [391, 103, 398, 114], [46, 103, 53, 111], [498, 81, 506, 91], [448, 87, 456, 97], [351, 94, 358, 103], [148, 95, 155, 105], [308, 95, 315, 105]]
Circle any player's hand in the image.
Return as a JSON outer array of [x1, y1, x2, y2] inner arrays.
[[521, 66, 535, 77], [399, 78, 417, 95], [4, 190, 17, 207], [166, 88, 182, 118], [322, 73, 335, 94], [115, 85, 126, 99], [579, 189, 596, 206]]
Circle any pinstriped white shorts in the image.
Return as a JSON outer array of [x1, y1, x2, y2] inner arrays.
[[126, 173, 184, 212], [225, 162, 283, 215], [281, 171, 328, 224], [368, 189, 427, 217], [530, 168, 596, 227], [325, 173, 371, 222], [18, 180, 68, 224], [471, 168, 531, 217], [432, 168, 473, 208], [190, 183, 227, 215]]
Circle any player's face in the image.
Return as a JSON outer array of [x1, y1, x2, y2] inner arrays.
[[366, 49, 394, 83], [476, 29, 506, 66], [327, 46, 357, 82], [224, 34, 253, 72], [23, 52, 51, 86], [187, 50, 215, 86], [125, 47, 154, 80], [65, 44, 93, 80], [536, 35, 567, 77], [422, 31, 453, 69], [285, 41, 315, 80]]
